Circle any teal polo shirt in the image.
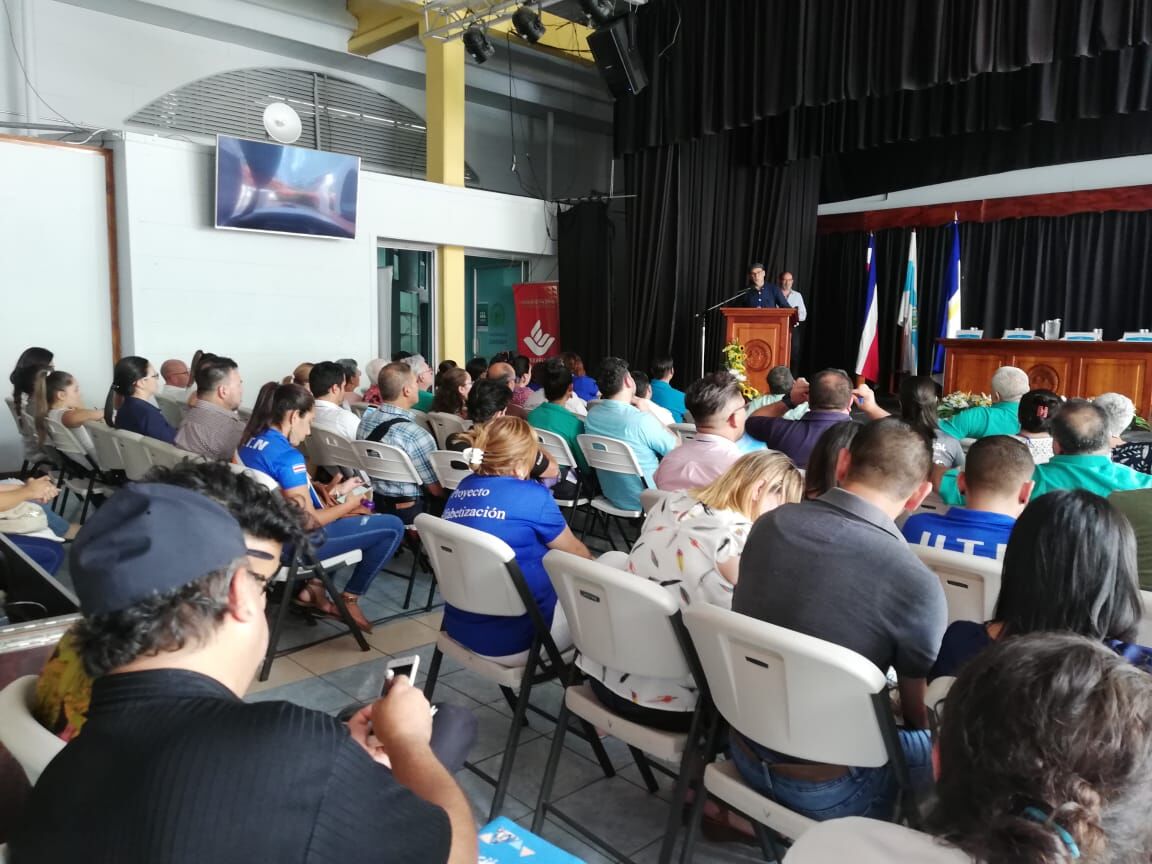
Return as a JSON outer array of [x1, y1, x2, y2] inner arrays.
[[940, 453, 1152, 505], [415, 390, 435, 413], [584, 400, 677, 510], [649, 379, 687, 422], [938, 400, 1020, 440], [527, 401, 588, 472]]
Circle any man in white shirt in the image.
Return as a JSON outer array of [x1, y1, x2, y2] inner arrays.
[[630, 372, 677, 428], [778, 271, 807, 373], [160, 358, 191, 400], [655, 373, 745, 491], [308, 361, 360, 441]]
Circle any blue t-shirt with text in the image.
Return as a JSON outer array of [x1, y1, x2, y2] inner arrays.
[[239, 428, 322, 507], [441, 474, 567, 656], [902, 508, 1016, 561]]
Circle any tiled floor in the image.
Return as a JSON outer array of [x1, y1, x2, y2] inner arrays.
[[246, 548, 771, 864]]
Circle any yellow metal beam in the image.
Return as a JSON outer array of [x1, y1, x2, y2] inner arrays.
[[437, 246, 467, 363], [487, 11, 596, 67], [347, 0, 420, 55]]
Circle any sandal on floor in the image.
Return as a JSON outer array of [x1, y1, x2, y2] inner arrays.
[[294, 579, 337, 616], [339, 592, 373, 634], [699, 808, 757, 846]]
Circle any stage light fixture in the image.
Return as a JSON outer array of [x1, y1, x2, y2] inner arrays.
[[511, 4, 546, 43], [463, 24, 496, 63], [578, 0, 616, 26]]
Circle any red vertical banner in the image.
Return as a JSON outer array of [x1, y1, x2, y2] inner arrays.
[[513, 282, 561, 362]]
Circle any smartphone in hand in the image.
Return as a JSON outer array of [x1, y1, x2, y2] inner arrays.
[[381, 654, 421, 696]]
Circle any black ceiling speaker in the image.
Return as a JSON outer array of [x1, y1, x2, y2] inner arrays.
[[578, 0, 616, 26], [463, 24, 496, 63], [512, 5, 546, 43], [588, 17, 648, 97]]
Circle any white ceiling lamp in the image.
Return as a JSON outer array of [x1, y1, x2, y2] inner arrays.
[[262, 101, 302, 144]]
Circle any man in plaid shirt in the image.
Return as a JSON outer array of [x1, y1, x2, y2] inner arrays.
[[357, 362, 444, 524]]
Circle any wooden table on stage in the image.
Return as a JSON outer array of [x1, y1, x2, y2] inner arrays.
[[939, 339, 1152, 416], [721, 308, 796, 396]]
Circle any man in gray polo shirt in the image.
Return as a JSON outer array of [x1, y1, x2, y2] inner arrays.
[[731, 418, 947, 821]]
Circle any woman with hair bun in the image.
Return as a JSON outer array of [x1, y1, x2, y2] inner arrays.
[[787, 633, 1152, 863], [440, 416, 591, 664], [1016, 388, 1063, 465]]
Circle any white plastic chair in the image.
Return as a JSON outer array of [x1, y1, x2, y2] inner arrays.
[[109, 428, 155, 482], [348, 402, 371, 418], [0, 676, 66, 786], [640, 488, 672, 514], [576, 433, 647, 549], [409, 409, 434, 435], [415, 515, 611, 820], [429, 450, 472, 491], [912, 546, 1002, 625], [307, 428, 367, 481], [45, 417, 116, 522], [426, 411, 472, 449], [671, 422, 698, 440], [155, 394, 186, 428], [140, 436, 206, 470], [896, 489, 950, 528], [533, 427, 591, 519], [681, 603, 918, 860], [533, 551, 705, 863], [85, 422, 126, 475], [1138, 590, 1152, 646]]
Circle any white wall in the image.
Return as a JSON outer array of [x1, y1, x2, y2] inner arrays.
[[0, 138, 114, 470], [818, 154, 1152, 215], [115, 132, 555, 403]]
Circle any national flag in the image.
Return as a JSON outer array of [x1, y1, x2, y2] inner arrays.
[[897, 230, 919, 375], [855, 234, 880, 382], [933, 217, 962, 374]]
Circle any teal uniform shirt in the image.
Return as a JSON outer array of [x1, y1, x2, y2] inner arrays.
[[938, 400, 1020, 440], [940, 453, 1152, 505]]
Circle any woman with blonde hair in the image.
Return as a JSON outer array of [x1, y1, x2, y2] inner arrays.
[[581, 451, 804, 731], [440, 415, 592, 665]]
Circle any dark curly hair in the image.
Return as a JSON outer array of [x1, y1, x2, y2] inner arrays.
[[930, 633, 1152, 863], [74, 461, 312, 677]]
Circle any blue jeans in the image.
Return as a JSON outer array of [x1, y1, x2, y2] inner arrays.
[[40, 504, 69, 537], [728, 729, 934, 822], [313, 514, 405, 596]]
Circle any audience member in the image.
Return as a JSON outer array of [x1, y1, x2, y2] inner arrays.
[[239, 382, 405, 632], [649, 356, 687, 422], [521, 360, 549, 411], [8, 346, 54, 459], [731, 418, 945, 820], [447, 381, 556, 480], [105, 355, 176, 444], [939, 400, 1152, 504], [357, 362, 444, 524], [584, 357, 678, 511], [159, 358, 191, 399], [11, 479, 473, 864], [510, 355, 533, 408], [630, 371, 676, 426], [438, 359, 458, 375], [0, 475, 68, 574], [746, 365, 809, 418], [583, 452, 803, 734], [787, 634, 1152, 864], [803, 420, 860, 499], [361, 358, 387, 405], [32, 369, 103, 457], [562, 352, 598, 402], [900, 376, 964, 468], [939, 366, 1029, 440], [465, 356, 489, 384], [441, 417, 592, 664], [32, 460, 309, 741], [1016, 388, 1063, 464], [485, 361, 529, 419], [745, 368, 852, 468], [336, 358, 361, 408], [930, 489, 1149, 683], [1112, 489, 1152, 590], [654, 373, 745, 490], [308, 360, 360, 440], [405, 353, 436, 412], [1114, 439, 1152, 475], [391, 350, 413, 362], [527, 357, 589, 474], [283, 361, 313, 387], [175, 356, 245, 461], [903, 436, 1034, 560], [1095, 391, 1152, 473], [430, 367, 472, 418]]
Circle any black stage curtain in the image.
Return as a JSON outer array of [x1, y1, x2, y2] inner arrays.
[[557, 202, 616, 367], [808, 212, 1152, 387], [617, 0, 1152, 156], [621, 138, 821, 379]]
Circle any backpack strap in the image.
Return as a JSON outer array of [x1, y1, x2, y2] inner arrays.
[[365, 415, 411, 443]]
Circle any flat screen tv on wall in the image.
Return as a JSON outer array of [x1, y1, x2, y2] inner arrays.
[[215, 135, 360, 239]]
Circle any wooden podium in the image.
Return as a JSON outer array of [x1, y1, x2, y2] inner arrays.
[[721, 308, 795, 395], [939, 339, 1152, 417]]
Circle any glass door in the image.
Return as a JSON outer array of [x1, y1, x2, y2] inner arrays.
[[378, 245, 435, 362], [464, 256, 528, 361]]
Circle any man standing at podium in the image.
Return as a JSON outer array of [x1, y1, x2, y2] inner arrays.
[[745, 263, 791, 308]]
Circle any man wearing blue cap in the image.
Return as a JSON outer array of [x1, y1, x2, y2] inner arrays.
[[12, 477, 475, 864]]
